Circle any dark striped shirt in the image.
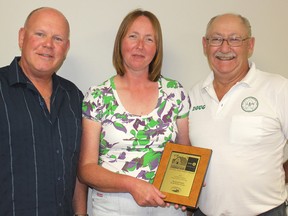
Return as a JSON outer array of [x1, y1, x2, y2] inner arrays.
[[0, 57, 83, 216]]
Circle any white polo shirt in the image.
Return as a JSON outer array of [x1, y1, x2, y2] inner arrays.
[[189, 62, 288, 216]]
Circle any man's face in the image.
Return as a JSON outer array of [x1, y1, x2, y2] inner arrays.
[[203, 14, 254, 78], [18, 8, 70, 77]]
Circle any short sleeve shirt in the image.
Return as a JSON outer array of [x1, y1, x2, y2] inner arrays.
[[82, 76, 190, 183], [188, 62, 288, 215]]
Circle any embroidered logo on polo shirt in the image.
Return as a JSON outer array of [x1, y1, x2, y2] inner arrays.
[[241, 97, 258, 112], [192, 105, 206, 111]]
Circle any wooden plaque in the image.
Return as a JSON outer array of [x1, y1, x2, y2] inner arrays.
[[153, 142, 212, 208]]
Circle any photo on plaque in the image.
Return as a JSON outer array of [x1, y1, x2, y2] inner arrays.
[[153, 142, 212, 208]]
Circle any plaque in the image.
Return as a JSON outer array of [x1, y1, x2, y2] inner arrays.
[[153, 142, 212, 208]]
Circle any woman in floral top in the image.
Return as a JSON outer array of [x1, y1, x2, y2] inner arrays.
[[78, 9, 191, 216]]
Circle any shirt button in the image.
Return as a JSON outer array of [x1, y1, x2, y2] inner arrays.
[[57, 177, 61, 181]]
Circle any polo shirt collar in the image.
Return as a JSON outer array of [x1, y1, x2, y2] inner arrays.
[[201, 61, 257, 90]]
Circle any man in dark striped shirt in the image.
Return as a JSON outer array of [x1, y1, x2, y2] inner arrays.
[[0, 7, 88, 215]]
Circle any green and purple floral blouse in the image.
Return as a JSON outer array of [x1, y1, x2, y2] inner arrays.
[[82, 76, 190, 183]]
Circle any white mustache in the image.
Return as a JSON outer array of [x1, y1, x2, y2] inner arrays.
[[215, 52, 236, 59]]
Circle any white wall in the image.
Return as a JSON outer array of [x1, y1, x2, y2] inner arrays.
[[1, 0, 288, 214], [1, 0, 287, 93]]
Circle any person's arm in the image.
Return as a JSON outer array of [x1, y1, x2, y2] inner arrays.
[[283, 160, 288, 183], [72, 177, 88, 215], [176, 116, 191, 146], [78, 118, 166, 207]]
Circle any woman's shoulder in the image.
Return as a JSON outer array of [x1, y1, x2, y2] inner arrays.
[[85, 76, 115, 92], [159, 76, 184, 89]]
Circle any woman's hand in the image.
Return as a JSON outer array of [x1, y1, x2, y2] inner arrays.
[[129, 179, 166, 207]]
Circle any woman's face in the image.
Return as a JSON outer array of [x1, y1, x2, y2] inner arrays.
[[121, 15, 157, 74]]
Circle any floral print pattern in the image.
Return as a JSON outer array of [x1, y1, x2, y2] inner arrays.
[[82, 76, 190, 183]]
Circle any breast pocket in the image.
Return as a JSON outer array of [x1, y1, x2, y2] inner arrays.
[[230, 116, 263, 146]]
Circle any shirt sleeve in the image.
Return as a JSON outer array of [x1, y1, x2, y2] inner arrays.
[[162, 77, 191, 119], [82, 85, 104, 122]]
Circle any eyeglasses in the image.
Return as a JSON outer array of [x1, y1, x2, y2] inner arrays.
[[206, 36, 250, 47]]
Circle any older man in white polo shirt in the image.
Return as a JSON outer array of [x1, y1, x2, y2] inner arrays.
[[189, 13, 288, 216]]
